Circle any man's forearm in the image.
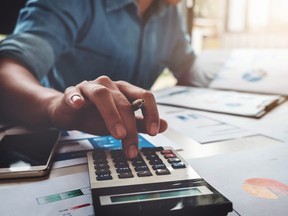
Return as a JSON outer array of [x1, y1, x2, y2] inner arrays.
[[0, 58, 61, 126]]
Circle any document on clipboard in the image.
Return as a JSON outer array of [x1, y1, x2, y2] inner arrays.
[[155, 86, 285, 118], [209, 49, 288, 95]]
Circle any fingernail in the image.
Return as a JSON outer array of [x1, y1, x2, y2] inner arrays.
[[71, 94, 81, 103], [127, 145, 138, 159], [114, 123, 126, 138], [150, 122, 159, 135]]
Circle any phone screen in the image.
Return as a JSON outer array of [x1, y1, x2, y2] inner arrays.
[[0, 129, 60, 178]]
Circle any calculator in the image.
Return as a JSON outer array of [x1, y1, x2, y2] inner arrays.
[[87, 147, 233, 216]]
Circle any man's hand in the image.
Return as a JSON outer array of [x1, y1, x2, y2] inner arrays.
[[47, 76, 168, 158], [0, 59, 167, 159]]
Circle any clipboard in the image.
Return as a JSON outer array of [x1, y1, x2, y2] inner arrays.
[[155, 86, 285, 118]]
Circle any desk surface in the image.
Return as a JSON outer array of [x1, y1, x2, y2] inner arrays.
[[0, 117, 286, 216], [1, 50, 287, 215]]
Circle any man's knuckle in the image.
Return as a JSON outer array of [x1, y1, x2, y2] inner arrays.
[[97, 76, 112, 84], [91, 85, 109, 96]]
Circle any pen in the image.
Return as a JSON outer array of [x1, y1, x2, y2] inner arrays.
[[132, 99, 145, 111]]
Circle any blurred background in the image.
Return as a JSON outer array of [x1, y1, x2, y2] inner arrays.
[[153, 0, 288, 90], [1, 0, 288, 89], [0, 0, 26, 39], [183, 0, 288, 52]]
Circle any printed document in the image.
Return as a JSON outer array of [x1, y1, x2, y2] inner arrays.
[[156, 86, 284, 118], [209, 49, 288, 95], [0, 172, 94, 216]]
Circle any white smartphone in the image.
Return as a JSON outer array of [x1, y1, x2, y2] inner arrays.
[[0, 128, 60, 179]]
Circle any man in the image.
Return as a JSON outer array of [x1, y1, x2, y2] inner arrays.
[[0, 0, 210, 158]]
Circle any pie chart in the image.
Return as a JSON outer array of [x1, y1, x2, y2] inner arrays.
[[242, 69, 267, 82], [242, 178, 288, 199]]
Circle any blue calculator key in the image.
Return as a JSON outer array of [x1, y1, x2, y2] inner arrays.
[[152, 163, 166, 170], [171, 162, 186, 169]]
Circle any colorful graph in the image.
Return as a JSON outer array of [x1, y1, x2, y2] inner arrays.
[[242, 178, 288, 199]]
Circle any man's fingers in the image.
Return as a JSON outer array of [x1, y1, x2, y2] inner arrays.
[[113, 97, 139, 159], [136, 117, 168, 134], [88, 77, 140, 159], [64, 77, 166, 159], [78, 80, 128, 139], [116, 81, 161, 136]]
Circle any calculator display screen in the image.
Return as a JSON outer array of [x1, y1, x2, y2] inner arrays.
[[100, 186, 213, 205], [111, 188, 201, 203]]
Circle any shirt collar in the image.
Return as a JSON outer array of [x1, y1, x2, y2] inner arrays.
[[105, 0, 135, 13], [105, 0, 169, 17]]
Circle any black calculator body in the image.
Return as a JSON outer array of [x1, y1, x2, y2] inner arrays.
[[87, 147, 233, 216]]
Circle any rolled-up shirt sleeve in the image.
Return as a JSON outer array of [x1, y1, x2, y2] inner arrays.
[[0, 33, 55, 80]]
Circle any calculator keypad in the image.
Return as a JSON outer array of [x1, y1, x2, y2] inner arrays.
[[92, 147, 186, 181], [87, 147, 233, 216]]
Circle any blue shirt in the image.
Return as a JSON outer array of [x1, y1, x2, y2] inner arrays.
[[0, 0, 195, 90]]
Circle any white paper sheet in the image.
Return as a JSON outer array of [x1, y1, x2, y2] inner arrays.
[[155, 86, 284, 118], [189, 142, 288, 216], [0, 172, 94, 216], [158, 105, 257, 143], [189, 101, 288, 143], [209, 49, 288, 95]]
